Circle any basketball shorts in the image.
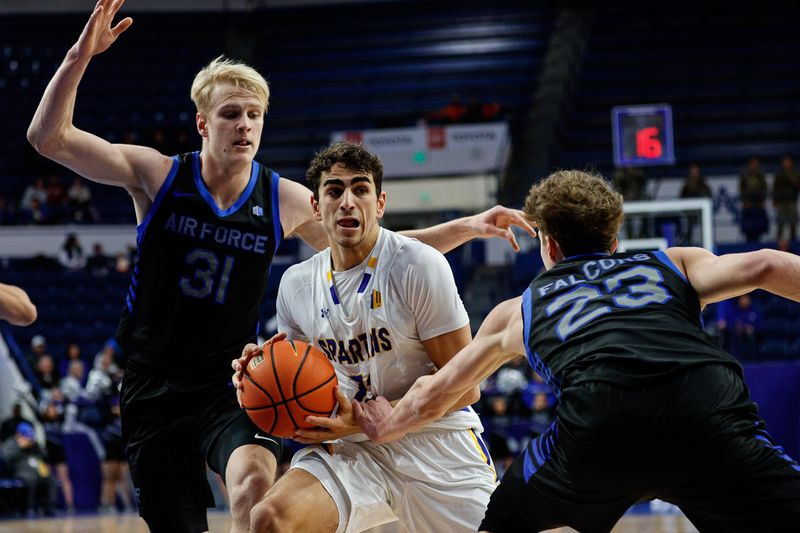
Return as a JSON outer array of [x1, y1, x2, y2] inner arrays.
[[292, 428, 497, 533], [120, 360, 283, 521], [480, 364, 800, 533]]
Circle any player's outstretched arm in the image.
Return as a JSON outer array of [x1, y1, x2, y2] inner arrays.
[[0, 283, 37, 326], [353, 296, 526, 443], [27, 0, 171, 198], [277, 178, 329, 251], [400, 205, 537, 254], [666, 247, 800, 306]]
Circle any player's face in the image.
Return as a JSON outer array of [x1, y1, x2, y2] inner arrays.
[[197, 84, 265, 166], [313, 163, 387, 250]]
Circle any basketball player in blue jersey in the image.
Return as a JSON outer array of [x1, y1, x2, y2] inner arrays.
[[26, 2, 533, 531], [356, 170, 800, 532]]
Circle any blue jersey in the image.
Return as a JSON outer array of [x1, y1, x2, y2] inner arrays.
[[117, 152, 283, 380], [523, 250, 741, 393]]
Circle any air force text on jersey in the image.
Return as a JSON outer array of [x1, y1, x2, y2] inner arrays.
[[537, 254, 651, 297], [164, 213, 270, 254]]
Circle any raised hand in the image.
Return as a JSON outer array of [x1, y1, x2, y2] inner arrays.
[[73, 0, 133, 59], [469, 205, 537, 252], [231, 332, 287, 408]]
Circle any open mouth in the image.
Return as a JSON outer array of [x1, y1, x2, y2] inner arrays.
[[337, 218, 360, 229], [233, 140, 251, 147]]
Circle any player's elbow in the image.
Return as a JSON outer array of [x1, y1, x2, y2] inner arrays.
[[19, 304, 37, 326], [462, 386, 481, 408], [27, 124, 64, 156]]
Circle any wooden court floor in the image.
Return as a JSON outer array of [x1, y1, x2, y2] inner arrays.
[[0, 510, 699, 533]]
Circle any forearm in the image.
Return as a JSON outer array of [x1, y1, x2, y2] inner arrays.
[[0, 284, 37, 326], [400, 216, 476, 254], [28, 50, 90, 152]]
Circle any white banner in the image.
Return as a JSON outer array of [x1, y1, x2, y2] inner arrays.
[[331, 122, 510, 178]]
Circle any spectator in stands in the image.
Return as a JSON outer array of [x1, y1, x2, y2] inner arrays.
[[613, 166, 647, 238], [45, 175, 68, 223], [19, 197, 49, 225], [679, 163, 713, 244], [34, 354, 60, 393], [716, 294, 762, 359], [427, 94, 466, 124], [61, 360, 102, 426], [39, 399, 74, 515], [0, 195, 19, 225], [0, 403, 34, 443], [27, 334, 48, 369], [772, 155, 799, 243], [482, 392, 515, 474], [87, 242, 113, 277], [57, 232, 87, 270], [67, 176, 97, 223], [20, 177, 48, 214], [681, 163, 712, 199], [93, 339, 123, 378], [58, 343, 83, 379], [0, 421, 57, 516], [739, 155, 769, 242]]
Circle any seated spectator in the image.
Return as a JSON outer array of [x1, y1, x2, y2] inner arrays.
[[427, 94, 465, 124], [45, 175, 68, 224], [58, 233, 87, 270], [67, 177, 97, 223], [0, 422, 57, 516], [482, 392, 515, 474], [39, 399, 74, 514], [93, 339, 123, 378], [20, 178, 48, 214], [58, 343, 84, 379], [26, 334, 48, 370], [19, 197, 49, 225], [61, 360, 102, 426], [772, 154, 799, 243], [739, 155, 769, 242], [34, 354, 60, 393], [0, 403, 34, 443], [716, 294, 762, 359], [87, 243, 113, 277]]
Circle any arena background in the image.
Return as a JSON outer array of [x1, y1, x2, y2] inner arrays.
[[0, 0, 798, 529]]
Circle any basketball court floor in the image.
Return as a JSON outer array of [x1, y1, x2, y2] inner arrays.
[[0, 510, 699, 533]]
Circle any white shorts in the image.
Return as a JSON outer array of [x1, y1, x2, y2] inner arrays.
[[291, 429, 497, 533]]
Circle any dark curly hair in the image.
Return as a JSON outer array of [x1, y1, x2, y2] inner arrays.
[[306, 142, 384, 200]]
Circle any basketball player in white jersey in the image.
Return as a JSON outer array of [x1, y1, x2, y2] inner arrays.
[[232, 141, 496, 532]]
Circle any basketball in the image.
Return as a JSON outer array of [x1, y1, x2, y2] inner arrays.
[[241, 339, 338, 438]]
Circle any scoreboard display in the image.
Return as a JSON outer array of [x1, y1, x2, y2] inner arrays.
[[611, 103, 675, 167]]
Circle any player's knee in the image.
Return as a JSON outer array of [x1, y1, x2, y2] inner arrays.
[[250, 497, 294, 533], [228, 469, 272, 517]]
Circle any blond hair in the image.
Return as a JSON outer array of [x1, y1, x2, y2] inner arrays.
[[523, 170, 623, 257], [190, 56, 270, 114]]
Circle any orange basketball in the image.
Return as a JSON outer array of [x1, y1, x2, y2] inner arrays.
[[241, 339, 338, 438]]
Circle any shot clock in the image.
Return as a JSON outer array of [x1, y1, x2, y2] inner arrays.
[[611, 104, 675, 167]]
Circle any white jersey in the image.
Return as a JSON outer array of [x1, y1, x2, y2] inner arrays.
[[277, 227, 482, 438]]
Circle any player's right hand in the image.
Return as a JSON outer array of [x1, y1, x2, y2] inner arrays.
[[73, 0, 133, 60], [231, 332, 287, 408]]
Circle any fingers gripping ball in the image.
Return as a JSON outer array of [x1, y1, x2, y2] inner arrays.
[[241, 340, 338, 438]]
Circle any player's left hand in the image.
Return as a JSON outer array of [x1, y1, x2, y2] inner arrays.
[[351, 396, 397, 443], [469, 205, 537, 252], [294, 386, 360, 444]]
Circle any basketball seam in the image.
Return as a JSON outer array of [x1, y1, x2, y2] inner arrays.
[[243, 373, 279, 434], [244, 372, 337, 412]]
